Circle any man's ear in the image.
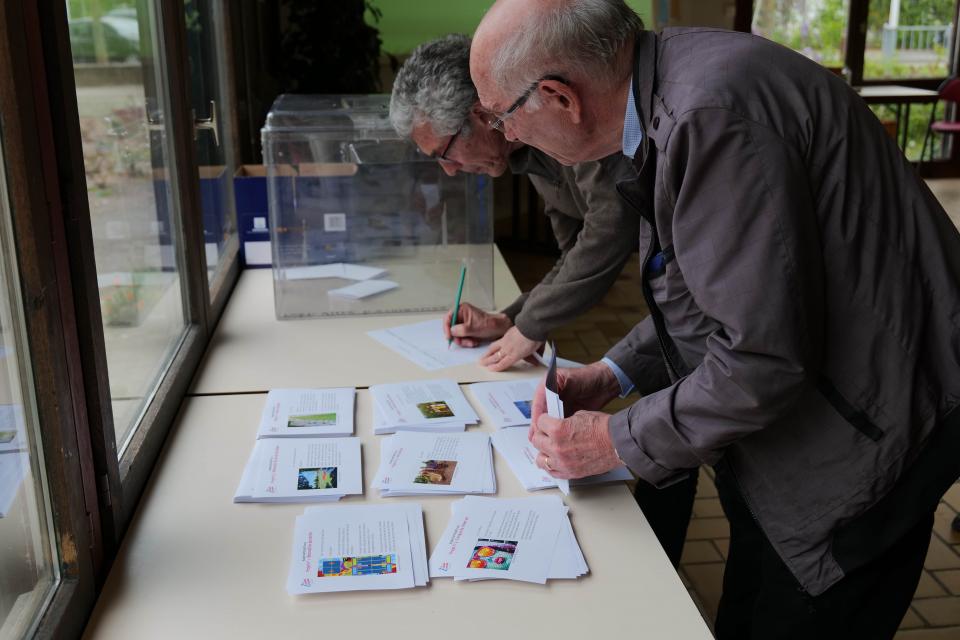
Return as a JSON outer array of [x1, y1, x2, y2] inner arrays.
[[538, 79, 582, 124]]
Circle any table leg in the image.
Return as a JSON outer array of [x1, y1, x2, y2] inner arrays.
[[900, 103, 912, 152]]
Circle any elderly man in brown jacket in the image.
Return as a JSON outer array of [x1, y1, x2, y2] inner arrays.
[[471, 0, 960, 638], [391, 34, 697, 568]]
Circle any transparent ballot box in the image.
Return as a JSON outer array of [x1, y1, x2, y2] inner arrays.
[[262, 95, 494, 319]]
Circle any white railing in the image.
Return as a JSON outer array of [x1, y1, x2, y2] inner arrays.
[[882, 24, 953, 57]]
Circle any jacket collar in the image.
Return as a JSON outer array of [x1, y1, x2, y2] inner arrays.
[[507, 145, 562, 182]]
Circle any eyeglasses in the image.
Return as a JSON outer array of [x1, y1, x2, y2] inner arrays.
[[437, 126, 463, 164], [489, 74, 567, 132]]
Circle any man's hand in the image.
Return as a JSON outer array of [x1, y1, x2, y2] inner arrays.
[[443, 302, 512, 348], [529, 361, 621, 438], [530, 410, 621, 479], [480, 326, 544, 371]]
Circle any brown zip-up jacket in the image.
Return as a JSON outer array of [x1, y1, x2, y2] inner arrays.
[[500, 147, 638, 341], [607, 28, 960, 596]]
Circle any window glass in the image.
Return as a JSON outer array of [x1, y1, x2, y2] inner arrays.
[[865, 0, 954, 80], [68, 0, 189, 453], [752, 0, 851, 72], [0, 129, 58, 640]]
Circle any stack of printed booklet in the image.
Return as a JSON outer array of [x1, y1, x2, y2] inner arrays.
[[370, 379, 479, 434], [429, 495, 587, 583], [372, 431, 496, 497], [234, 388, 363, 503], [286, 503, 429, 594]]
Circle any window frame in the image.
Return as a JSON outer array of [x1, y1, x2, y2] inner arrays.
[[0, 0, 242, 634]]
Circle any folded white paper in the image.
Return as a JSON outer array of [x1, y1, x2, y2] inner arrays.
[[492, 427, 633, 492], [256, 388, 355, 438], [372, 432, 495, 496], [429, 495, 584, 584], [287, 503, 428, 593], [468, 378, 539, 428], [286, 263, 387, 281], [367, 318, 488, 370], [370, 379, 478, 434], [234, 437, 362, 503], [328, 279, 399, 299]]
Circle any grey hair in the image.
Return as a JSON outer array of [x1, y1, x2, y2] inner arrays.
[[390, 34, 478, 139], [490, 0, 643, 96]]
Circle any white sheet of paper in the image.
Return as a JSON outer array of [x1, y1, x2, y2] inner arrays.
[[491, 427, 633, 492], [234, 437, 362, 502], [467, 378, 539, 428], [367, 318, 488, 370], [373, 432, 495, 496], [428, 495, 567, 584], [370, 379, 478, 434], [328, 279, 399, 300], [286, 263, 387, 281], [304, 503, 429, 587], [256, 388, 355, 438], [544, 345, 570, 495], [0, 405, 26, 454], [287, 504, 417, 593]]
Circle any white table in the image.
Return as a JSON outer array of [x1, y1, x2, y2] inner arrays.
[[189, 247, 533, 395], [856, 84, 940, 150], [82, 392, 712, 639]]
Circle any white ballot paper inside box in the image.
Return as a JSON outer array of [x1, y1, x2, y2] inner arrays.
[[370, 378, 478, 434], [492, 427, 633, 492], [234, 437, 362, 503], [328, 279, 399, 300], [287, 503, 428, 594], [429, 495, 587, 584], [543, 344, 570, 495], [467, 378, 539, 429], [285, 262, 387, 281], [372, 431, 496, 497], [367, 318, 489, 371], [256, 388, 355, 439]]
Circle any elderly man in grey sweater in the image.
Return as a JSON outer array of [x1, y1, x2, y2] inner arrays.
[[390, 34, 698, 569], [390, 35, 638, 372], [471, 0, 960, 637]]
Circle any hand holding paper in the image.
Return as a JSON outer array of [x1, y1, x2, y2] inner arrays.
[[529, 359, 622, 438], [480, 326, 544, 372]]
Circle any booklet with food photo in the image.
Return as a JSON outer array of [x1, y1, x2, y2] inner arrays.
[[372, 431, 495, 496], [370, 379, 478, 434]]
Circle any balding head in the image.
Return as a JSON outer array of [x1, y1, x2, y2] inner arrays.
[[469, 0, 643, 164], [471, 0, 642, 110]]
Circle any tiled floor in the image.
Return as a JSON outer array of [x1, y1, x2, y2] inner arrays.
[[499, 176, 960, 637]]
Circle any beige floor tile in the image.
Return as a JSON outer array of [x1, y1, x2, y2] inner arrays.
[[713, 538, 730, 560], [900, 607, 926, 630], [943, 484, 960, 514], [927, 535, 960, 571], [934, 502, 960, 545], [680, 540, 723, 564], [576, 329, 610, 349], [913, 597, 960, 627], [693, 497, 725, 518], [686, 517, 730, 540], [916, 571, 949, 599], [935, 570, 960, 597], [696, 469, 718, 498], [683, 563, 725, 623], [896, 628, 960, 640]]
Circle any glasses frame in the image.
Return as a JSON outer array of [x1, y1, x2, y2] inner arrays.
[[437, 125, 463, 164], [489, 74, 567, 132]]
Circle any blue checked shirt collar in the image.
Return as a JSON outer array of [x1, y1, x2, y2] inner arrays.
[[622, 77, 644, 159]]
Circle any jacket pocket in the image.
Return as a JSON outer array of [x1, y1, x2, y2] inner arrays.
[[816, 375, 884, 442]]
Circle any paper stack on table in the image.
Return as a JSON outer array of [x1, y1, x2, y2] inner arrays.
[[372, 431, 495, 497], [367, 318, 488, 370], [491, 427, 633, 492], [468, 378, 539, 428], [256, 388, 356, 438], [429, 495, 587, 584], [287, 503, 429, 594], [234, 437, 362, 503], [370, 379, 479, 434]]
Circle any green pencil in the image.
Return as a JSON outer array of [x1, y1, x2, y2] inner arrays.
[[448, 262, 467, 349]]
